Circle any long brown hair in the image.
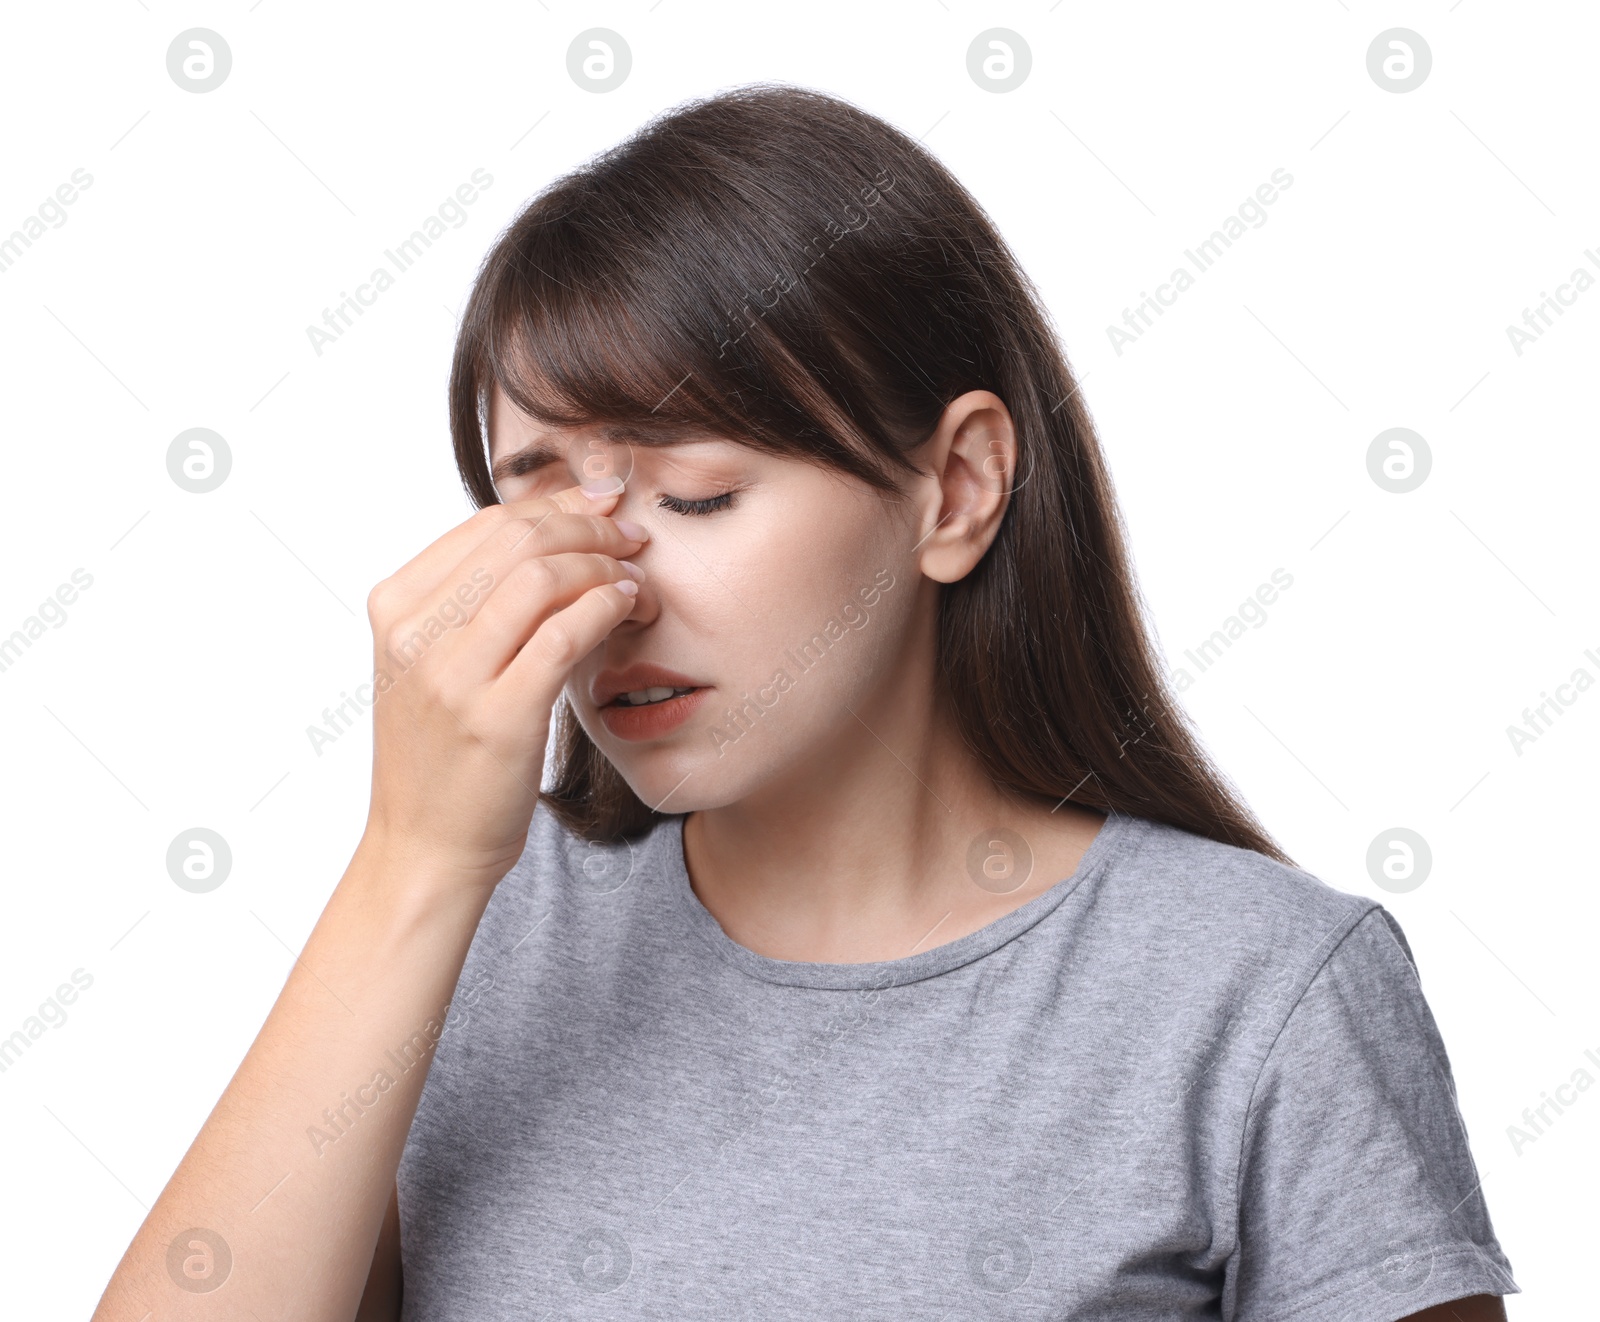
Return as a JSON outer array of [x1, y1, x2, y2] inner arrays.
[[446, 82, 1291, 865]]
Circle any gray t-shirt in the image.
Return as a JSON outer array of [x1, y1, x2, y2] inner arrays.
[[397, 805, 1518, 1320]]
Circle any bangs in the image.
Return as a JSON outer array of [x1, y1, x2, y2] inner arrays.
[[450, 152, 920, 509], [485, 213, 736, 435]]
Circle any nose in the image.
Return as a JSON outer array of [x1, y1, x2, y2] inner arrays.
[[610, 490, 659, 628]]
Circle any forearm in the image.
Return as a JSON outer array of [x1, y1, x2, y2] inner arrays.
[[91, 838, 495, 1321]]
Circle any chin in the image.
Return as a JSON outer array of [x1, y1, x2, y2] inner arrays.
[[600, 736, 778, 815]]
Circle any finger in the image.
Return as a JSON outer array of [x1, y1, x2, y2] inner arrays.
[[377, 481, 628, 614], [467, 510, 648, 591], [462, 550, 641, 680], [393, 508, 645, 642], [497, 578, 640, 726]]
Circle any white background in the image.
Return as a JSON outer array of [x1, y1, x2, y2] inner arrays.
[[0, 2, 1594, 1317]]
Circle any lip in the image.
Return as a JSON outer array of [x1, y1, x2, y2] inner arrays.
[[598, 685, 711, 742], [591, 664, 709, 710]]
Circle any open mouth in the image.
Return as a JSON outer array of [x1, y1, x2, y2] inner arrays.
[[591, 667, 711, 738], [608, 685, 701, 708], [597, 683, 711, 741]]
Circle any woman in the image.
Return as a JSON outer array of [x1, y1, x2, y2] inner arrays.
[[93, 84, 1517, 1320]]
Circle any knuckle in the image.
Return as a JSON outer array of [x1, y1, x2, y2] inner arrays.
[[366, 578, 393, 623], [382, 620, 429, 664], [509, 555, 560, 597], [535, 619, 581, 668], [495, 516, 545, 556], [471, 503, 513, 530]]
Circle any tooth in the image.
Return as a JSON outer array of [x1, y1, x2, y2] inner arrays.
[[615, 685, 696, 706]]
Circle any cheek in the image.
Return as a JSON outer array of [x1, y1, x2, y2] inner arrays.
[[713, 501, 905, 672], [705, 504, 886, 623]]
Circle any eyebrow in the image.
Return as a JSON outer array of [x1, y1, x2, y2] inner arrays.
[[489, 422, 707, 484]]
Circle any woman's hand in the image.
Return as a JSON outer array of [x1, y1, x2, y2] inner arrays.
[[90, 484, 645, 1322], [360, 480, 647, 890]]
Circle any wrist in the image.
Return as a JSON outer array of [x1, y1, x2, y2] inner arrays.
[[343, 829, 505, 929]]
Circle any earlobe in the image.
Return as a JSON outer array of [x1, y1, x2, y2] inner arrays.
[[916, 514, 967, 585]]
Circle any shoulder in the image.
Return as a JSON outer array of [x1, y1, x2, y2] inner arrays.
[[1080, 815, 1398, 1054], [471, 802, 681, 966], [1107, 814, 1380, 958], [427, 805, 682, 1068], [499, 800, 671, 897]]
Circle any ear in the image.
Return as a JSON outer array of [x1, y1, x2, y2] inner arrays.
[[912, 390, 1017, 584]]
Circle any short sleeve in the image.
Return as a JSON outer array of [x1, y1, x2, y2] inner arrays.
[[1226, 906, 1519, 1321]]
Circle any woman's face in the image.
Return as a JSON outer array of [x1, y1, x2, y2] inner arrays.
[[486, 384, 929, 813]]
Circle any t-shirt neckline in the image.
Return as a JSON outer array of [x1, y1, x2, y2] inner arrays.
[[663, 808, 1147, 990]]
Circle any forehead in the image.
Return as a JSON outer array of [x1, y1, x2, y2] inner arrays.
[[486, 382, 531, 447]]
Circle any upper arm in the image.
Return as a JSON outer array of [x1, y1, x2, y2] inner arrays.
[[355, 1179, 403, 1321], [1228, 907, 1518, 1318]]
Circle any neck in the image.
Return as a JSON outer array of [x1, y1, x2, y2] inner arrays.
[[681, 647, 1107, 964]]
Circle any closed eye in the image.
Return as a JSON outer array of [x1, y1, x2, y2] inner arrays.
[[657, 490, 737, 516]]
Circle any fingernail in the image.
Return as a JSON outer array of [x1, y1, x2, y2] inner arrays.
[[613, 579, 639, 597], [581, 479, 624, 499], [614, 518, 649, 541], [620, 559, 646, 581]]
